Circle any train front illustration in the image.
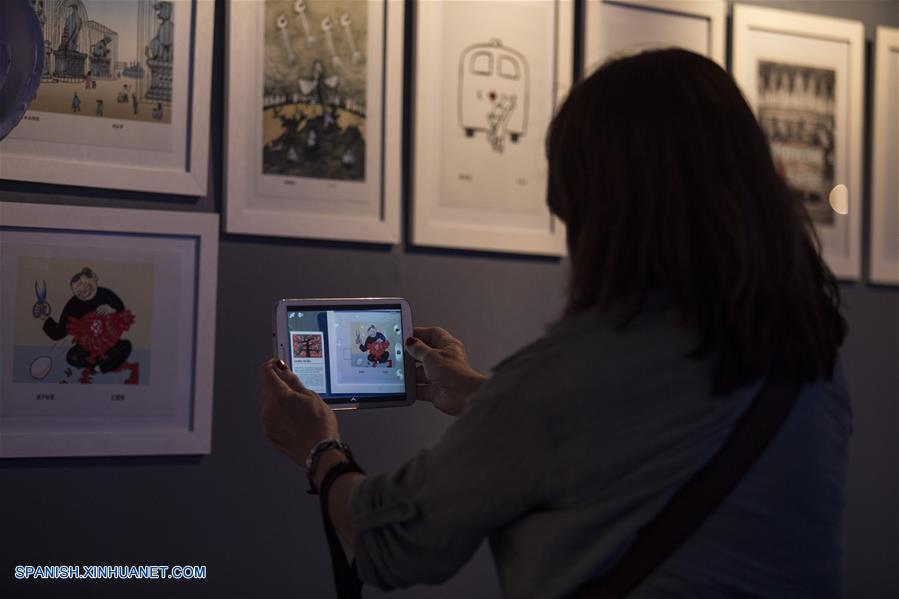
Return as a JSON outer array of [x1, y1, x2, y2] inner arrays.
[[458, 39, 530, 153]]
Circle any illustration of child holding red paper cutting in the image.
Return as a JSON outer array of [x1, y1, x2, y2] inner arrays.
[[38, 267, 140, 385], [355, 324, 391, 368]]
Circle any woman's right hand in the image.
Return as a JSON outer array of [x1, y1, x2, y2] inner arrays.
[[405, 327, 488, 416]]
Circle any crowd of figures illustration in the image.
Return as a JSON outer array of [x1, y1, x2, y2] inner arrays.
[[263, 0, 368, 182], [757, 60, 837, 225], [27, 0, 174, 123]]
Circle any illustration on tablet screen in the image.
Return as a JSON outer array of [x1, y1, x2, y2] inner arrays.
[[292, 333, 323, 358], [286, 307, 405, 399], [354, 324, 391, 368]]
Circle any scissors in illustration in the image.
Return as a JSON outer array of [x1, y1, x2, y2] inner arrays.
[[32, 280, 52, 319]]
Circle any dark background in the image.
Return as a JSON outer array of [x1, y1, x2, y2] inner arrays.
[[1, 1, 897, 597]]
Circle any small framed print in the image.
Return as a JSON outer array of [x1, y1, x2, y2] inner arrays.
[[0, 0, 215, 196], [584, 0, 726, 75], [225, 0, 403, 244], [411, 0, 573, 256], [733, 5, 865, 280], [870, 26, 899, 285], [0, 202, 219, 458]]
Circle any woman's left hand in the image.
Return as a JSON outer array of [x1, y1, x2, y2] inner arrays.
[[259, 358, 338, 465]]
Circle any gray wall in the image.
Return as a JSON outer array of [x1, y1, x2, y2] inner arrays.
[[1, 1, 896, 597]]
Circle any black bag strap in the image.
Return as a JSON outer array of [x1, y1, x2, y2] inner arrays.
[[572, 376, 802, 599], [320, 460, 365, 599]]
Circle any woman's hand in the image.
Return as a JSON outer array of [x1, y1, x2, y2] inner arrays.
[[259, 358, 338, 465], [405, 327, 488, 416]]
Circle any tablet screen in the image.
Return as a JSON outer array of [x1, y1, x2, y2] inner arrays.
[[285, 304, 406, 403]]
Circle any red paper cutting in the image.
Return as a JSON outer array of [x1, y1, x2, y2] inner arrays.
[[66, 309, 135, 361]]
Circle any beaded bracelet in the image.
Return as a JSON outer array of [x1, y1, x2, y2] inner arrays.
[[305, 438, 354, 495]]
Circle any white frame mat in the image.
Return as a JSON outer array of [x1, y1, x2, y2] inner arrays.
[[0, 0, 214, 196], [411, 0, 573, 256], [583, 0, 726, 74], [870, 26, 899, 285], [225, 0, 403, 244], [0, 202, 219, 457], [733, 5, 865, 280]]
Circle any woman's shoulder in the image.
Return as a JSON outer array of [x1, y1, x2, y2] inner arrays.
[[491, 304, 696, 385], [479, 303, 724, 448], [491, 310, 607, 373]]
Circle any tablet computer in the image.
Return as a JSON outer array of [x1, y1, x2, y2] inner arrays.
[[272, 297, 414, 410]]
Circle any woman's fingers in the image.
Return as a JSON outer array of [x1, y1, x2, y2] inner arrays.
[[415, 364, 430, 384], [413, 326, 455, 348], [413, 326, 464, 356], [405, 337, 433, 362], [271, 358, 308, 393], [259, 359, 295, 397], [412, 327, 437, 345]]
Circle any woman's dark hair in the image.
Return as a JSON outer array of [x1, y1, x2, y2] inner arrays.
[[70, 267, 96, 285], [546, 49, 846, 395]]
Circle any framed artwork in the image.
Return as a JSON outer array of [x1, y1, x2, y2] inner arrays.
[[870, 26, 899, 285], [225, 0, 403, 243], [733, 5, 864, 280], [583, 0, 726, 74], [411, 0, 573, 256], [0, 202, 219, 458], [0, 0, 214, 196]]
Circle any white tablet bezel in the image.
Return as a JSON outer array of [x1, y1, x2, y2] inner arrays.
[[272, 297, 414, 410]]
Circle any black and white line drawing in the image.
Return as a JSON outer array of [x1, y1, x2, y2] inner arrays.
[[457, 39, 529, 153]]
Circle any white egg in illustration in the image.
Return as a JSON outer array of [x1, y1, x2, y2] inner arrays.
[[30, 356, 52, 380]]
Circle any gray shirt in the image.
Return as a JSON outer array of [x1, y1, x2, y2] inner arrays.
[[350, 304, 851, 598]]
